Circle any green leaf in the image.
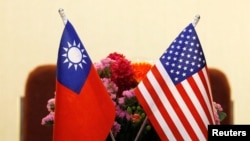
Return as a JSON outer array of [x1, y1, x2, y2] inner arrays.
[[218, 111, 227, 121], [127, 107, 132, 114]]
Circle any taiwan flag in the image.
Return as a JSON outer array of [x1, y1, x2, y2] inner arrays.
[[53, 20, 115, 141]]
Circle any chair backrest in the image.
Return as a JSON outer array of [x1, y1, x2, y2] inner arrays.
[[22, 65, 232, 141], [23, 65, 56, 141], [208, 68, 233, 124]]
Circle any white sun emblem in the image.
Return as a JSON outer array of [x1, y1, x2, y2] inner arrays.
[[61, 40, 87, 70]]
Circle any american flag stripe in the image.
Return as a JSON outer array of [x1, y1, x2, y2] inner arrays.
[[135, 23, 215, 141], [136, 60, 215, 140], [175, 79, 208, 137], [181, 74, 212, 137], [194, 68, 214, 123], [138, 63, 197, 140], [192, 71, 214, 124], [135, 82, 175, 141], [145, 71, 190, 140], [198, 68, 215, 123], [155, 61, 205, 140]]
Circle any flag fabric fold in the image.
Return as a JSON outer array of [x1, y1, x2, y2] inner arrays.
[[134, 23, 215, 141], [53, 20, 115, 141]]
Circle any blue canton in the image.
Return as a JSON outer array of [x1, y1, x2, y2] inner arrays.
[[57, 21, 92, 94], [160, 23, 206, 84]]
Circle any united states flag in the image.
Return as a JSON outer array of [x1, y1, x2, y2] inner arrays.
[[134, 23, 215, 141]]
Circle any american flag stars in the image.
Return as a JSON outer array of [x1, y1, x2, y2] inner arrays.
[[160, 25, 206, 84]]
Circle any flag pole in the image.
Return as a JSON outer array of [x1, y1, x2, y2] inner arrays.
[[134, 116, 148, 141], [109, 131, 116, 141], [134, 15, 201, 141], [58, 8, 68, 25], [57, 8, 116, 141], [192, 14, 200, 27]]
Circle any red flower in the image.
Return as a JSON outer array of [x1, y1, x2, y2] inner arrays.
[[107, 52, 138, 97], [131, 114, 141, 123]]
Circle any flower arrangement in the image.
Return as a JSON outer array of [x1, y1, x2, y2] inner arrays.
[[41, 52, 226, 140]]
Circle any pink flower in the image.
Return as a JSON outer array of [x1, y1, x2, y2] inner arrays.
[[116, 107, 130, 120], [101, 58, 114, 68], [110, 94, 117, 100], [41, 112, 54, 126], [214, 102, 223, 112], [118, 97, 125, 105], [214, 111, 220, 125], [93, 62, 104, 72], [213, 101, 224, 125], [122, 90, 134, 99], [102, 78, 118, 95], [47, 98, 55, 112], [112, 121, 121, 136]]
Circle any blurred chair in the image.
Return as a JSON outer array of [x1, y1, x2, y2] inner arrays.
[[208, 68, 233, 124], [22, 65, 56, 141], [21, 65, 233, 141]]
